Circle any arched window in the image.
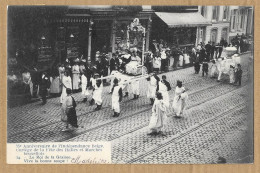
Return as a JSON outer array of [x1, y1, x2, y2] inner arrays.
[[221, 28, 228, 40], [210, 28, 218, 44]]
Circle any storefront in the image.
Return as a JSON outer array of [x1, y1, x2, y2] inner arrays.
[[151, 12, 211, 49]]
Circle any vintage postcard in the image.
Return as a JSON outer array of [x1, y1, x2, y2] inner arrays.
[[6, 5, 254, 164]]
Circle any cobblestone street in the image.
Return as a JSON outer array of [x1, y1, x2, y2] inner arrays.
[[7, 53, 254, 164]]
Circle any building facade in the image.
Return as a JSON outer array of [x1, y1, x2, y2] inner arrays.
[[198, 6, 253, 44]]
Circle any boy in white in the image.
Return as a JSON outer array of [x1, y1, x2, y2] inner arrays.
[[131, 79, 140, 99], [93, 79, 103, 111], [157, 75, 171, 107], [112, 78, 123, 117], [81, 70, 88, 102], [147, 73, 160, 105]]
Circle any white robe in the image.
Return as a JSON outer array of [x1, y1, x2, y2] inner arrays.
[[112, 85, 121, 113], [179, 55, 184, 67], [72, 65, 80, 90], [158, 81, 169, 107], [147, 76, 157, 99], [148, 99, 167, 132], [210, 64, 218, 77], [60, 76, 72, 104], [81, 74, 88, 96], [93, 82, 103, 105], [131, 80, 140, 95], [172, 87, 188, 116]]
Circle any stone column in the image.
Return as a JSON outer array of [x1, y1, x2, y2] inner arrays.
[[145, 17, 152, 52], [111, 19, 116, 53], [87, 18, 93, 65]]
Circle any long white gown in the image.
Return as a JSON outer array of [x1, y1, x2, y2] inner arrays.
[[147, 76, 157, 99], [112, 85, 121, 113], [172, 86, 188, 116], [92, 82, 103, 105], [81, 74, 88, 96], [158, 81, 170, 107], [148, 99, 167, 132], [72, 65, 80, 90], [60, 76, 72, 104]]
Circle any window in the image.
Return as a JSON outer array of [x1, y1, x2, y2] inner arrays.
[[239, 10, 245, 30], [210, 28, 218, 43], [223, 6, 229, 21], [201, 6, 206, 17], [221, 28, 228, 40], [230, 9, 237, 31], [212, 6, 219, 21]]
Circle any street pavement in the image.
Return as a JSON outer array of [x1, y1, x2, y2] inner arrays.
[[7, 53, 254, 164]]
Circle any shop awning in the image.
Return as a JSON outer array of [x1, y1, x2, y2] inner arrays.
[[155, 12, 211, 28]]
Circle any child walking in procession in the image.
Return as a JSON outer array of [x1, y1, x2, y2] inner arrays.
[[157, 75, 171, 108], [229, 65, 235, 84], [81, 70, 89, 102], [234, 64, 243, 86], [147, 92, 167, 136], [61, 88, 78, 131], [202, 60, 209, 77], [147, 73, 160, 105], [93, 79, 103, 111], [172, 80, 188, 118], [210, 60, 218, 78], [112, 78, 123, 117]]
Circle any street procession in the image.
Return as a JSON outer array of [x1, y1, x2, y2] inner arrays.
[[7, 6, 253, 163]]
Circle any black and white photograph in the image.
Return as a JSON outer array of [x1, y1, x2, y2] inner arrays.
[[7, 5, 254, 164]]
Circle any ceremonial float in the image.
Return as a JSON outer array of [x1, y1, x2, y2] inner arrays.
[[100, 18, 149, 84], [216, 46, 240, 79]]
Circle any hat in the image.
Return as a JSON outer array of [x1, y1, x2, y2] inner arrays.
[[82, 59, 86, 62], [96, 51, 100, 54], [94, 73, 99, 76]]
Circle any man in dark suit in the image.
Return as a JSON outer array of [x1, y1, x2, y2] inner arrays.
[[39, 72, 50, 105], [110, 53, 119, 72], [205, 41, 212, 61]]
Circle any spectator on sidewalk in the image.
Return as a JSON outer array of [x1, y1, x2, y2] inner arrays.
[[229, 65, 235, 84]]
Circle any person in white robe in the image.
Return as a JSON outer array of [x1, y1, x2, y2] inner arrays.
[[210, 60, 218, 78], [172, 80, 188, 118], [147, 73, 160, 105], [217, 58, 226, 81], [148, 92, 167, 135], [131, 79, 140, 100], [157, 75, 171, 108], [179, 54, 184, 67], [93, 79, 103, 111], [81, 71, 89, 102], [229, 65, 235, 84], [88, 73, 98, 105], [111, 78, 123, 117], [72, 62, 80, 90], [60, 71, 72, 121], [22, 71, 33, 96]]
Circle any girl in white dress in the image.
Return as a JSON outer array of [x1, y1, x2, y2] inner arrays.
[[172, 81, 188, 118], [210, 60, 218, 78], [60, 71, 72, 104], [148, 92, 167, 135], [72, 63, 80, 90]]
